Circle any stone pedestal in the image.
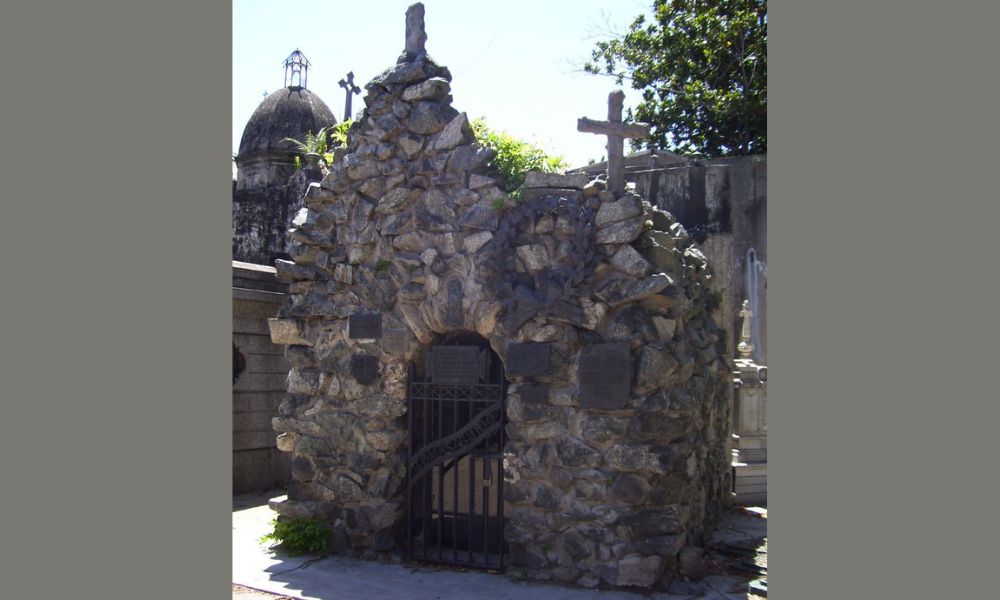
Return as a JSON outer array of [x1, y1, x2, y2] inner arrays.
[[732, 358, 766, 505]]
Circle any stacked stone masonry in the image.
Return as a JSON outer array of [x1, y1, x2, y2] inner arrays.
[[267, 47, 733, 590]]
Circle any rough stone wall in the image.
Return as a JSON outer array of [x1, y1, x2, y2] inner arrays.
[[627, 156, 767, 363], [266, 51, 732, 589], [233, 262, 292, 494]]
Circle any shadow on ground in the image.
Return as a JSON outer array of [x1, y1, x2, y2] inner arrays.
[[233, 490, 765, 600]]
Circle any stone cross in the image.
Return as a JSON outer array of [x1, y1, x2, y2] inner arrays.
[[405, 3, 427, 56], [338, 71, 361, 121], [578, 90, 650, 195]]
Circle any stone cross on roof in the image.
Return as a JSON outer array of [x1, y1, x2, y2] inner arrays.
[[578, 90, 651, 195], [405, 3, 427, 56], [338, 71, 361, 121]]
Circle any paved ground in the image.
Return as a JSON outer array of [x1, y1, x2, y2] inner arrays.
[[232, 491, 766, 600]]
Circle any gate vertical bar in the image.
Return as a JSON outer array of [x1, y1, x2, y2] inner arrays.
[[498, 377, 505, 569], [467, 399, 474, 564], [452, 397, 458, 563], [437, 392, 443, 561], [406, 363, 414, 560], [481, 398, 489, 562], [422, 367, 430, 556]]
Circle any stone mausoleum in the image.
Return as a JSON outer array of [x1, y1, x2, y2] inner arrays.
[[234, 50, 337, 265], [266, 4, 733, 589]]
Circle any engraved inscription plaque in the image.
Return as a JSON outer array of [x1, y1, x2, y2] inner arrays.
[[519, 384, 549, 404], [428, 346, 484, 385], [506, 343, 551, 377], [579, 342, 631, 409], [351, 354, 379, 384], [382, 329, 409, 355], [349, 313, 381, 339]]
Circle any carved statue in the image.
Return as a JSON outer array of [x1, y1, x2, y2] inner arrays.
[[737, 299, 755, 358]]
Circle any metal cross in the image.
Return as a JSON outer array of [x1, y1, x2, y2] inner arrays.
[[338, 71, 361, 122], [261, 90, 268, 98], [577, 90, 650, 195]]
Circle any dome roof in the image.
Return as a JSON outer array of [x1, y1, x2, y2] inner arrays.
[[237, 87, 337, 161]]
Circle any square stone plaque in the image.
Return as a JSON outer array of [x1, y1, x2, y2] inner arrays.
[[382, 329, 409, 355], [428, 346, 484, 385], [519, 384, 549, 404], [579, 342, 631, 409], [506, 343, 551, 377], [349, 312, 381, 339], [351, 354, 379, 385]]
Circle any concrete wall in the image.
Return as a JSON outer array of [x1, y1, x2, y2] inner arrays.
[[233, 261, 291, 494], [233, 164, 323, 266], [232, 185, 301, 266]]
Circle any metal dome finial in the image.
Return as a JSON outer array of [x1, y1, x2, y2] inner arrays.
[[283, 49, 311, 90]]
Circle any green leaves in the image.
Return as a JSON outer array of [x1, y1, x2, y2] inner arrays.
[[261, 517, 330, 556], [330, 120, 352, 148], [283, 120, 353, 167], [586, 0, 767, 157], [282, 126, 331, 155], [471, 118, 567, 201]]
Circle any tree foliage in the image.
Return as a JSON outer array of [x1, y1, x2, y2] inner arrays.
[[585, 0, 766, 157]]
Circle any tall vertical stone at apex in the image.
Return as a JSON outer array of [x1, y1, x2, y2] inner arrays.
[[403, 3, 427, 60]]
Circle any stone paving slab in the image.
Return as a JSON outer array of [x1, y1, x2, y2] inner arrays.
[[233, 491, 757, 600]]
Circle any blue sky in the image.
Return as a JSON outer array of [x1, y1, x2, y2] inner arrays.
[[233, 0, 653, 171]]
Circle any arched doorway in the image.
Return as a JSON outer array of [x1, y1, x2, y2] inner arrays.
[[405, 333, 508, 569]]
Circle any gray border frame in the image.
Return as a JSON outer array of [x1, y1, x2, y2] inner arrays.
[[1, 0, 232, 597], [770, 2, 999, 598], [2, 1, 998, 598]]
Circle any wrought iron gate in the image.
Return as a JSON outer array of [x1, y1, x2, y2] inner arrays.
[[406, 344, 507, 569]]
